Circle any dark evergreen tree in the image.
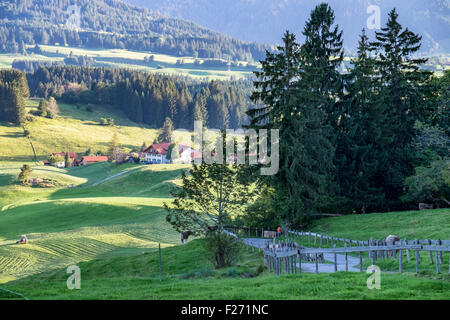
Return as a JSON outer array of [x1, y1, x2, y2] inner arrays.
[[335, 29, 386, 213], [370, 8, 434, 210], [157, 117, 174, 143], [192, 87, 209, 126]]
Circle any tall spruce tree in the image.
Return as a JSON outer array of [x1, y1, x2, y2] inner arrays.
[[157, 117, 174, 143], [370, 8, 433, 209], [0, 70, 28, 125], [192, 87, 209, 127], [335, 29, 386, 213], [248, 9, 339, 225]]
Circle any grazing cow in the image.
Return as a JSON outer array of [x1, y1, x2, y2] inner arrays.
[[385, 235, 401, 257], [180, 231, 194, 244]]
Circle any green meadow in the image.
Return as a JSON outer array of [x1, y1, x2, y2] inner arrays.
[[0, 100, 449, 300], [0, 99, 195, 165], [0, 45, 255, 80]]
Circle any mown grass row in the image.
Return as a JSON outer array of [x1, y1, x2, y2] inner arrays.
[[2, 240, 449, 300]]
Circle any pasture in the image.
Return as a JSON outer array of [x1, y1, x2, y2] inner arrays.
[[0, 161, 189, 284], [0, 45, 255, 80], [0, 99, 448, 300]]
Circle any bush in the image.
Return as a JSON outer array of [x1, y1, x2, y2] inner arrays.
[[37, 99, 48, 117], [47, 97, 59, 114], [202, 232, 242, 269], [47, 154, 64, 164], [86, 104, 94, 112], [18, 164, 32, 184], [402, 159, 450, 207]]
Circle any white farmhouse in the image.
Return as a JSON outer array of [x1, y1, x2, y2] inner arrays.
[[143, 143, 197, 164]]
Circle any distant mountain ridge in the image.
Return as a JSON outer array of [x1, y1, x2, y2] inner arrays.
[[127, 0, 450, 54], [0, 0, 269, 61]]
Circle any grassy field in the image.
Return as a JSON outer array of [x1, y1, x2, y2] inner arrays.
[[2, 239, 449, 300], [0, 160, 190, 284], [0, 99, 195, 165], [0, 45, 255, 80], [309, 209, 450, 240], [0, 101, 449, 299]]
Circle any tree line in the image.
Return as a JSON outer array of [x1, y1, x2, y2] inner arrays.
[[24, 65, 253, 130], [243, 5, 449, 226]]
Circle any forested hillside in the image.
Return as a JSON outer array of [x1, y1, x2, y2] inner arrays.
[[0, 0, 269, 61], [25, 66, 252, 129]]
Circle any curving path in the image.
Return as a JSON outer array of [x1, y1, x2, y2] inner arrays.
[[244, 238, 361, 273], [91, 167, 141, 186]]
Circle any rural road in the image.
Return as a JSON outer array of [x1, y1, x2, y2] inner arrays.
[[92, 167, 141, 186], [244, 238, 360, 273]]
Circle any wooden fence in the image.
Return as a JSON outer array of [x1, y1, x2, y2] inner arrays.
[[263, 239, 450, 276], [223, 228, 450, 275], [288, 230, 450, 246]]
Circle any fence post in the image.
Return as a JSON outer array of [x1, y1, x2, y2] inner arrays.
[[298, 252, 302, 274], [359, 251, 363, 272], [384, 241, 388, 259], [344, 243, 348, 272], [333, 244, 338, 272], [158, 243, 162, 276], [399, 240, 403, 273], [435, 250, 440, 274], [415, 245, 420, 274], [393, 242, 397, 262], [405, 239, 410, 262], [292, 255, 295, 274], [438, 239, 443, 264], [271, 256, 274, 274], [320, 234, 323, 247], [428, 239, 434, 264], [315, 253, 319, 274], [314, 234, 317, 247], [415, 238, 421, 264], [278, 258, 281, 276], [308, 232, 311, 245]]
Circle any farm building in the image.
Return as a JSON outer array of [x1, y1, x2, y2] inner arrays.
[[44, 152, 78, 168], [142, 143, 197, 164], [75, 155, 109, 166]]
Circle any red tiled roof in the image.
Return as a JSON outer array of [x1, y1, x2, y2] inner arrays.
[[143, 143, 191, 155], [82, 156, 109, 163]]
